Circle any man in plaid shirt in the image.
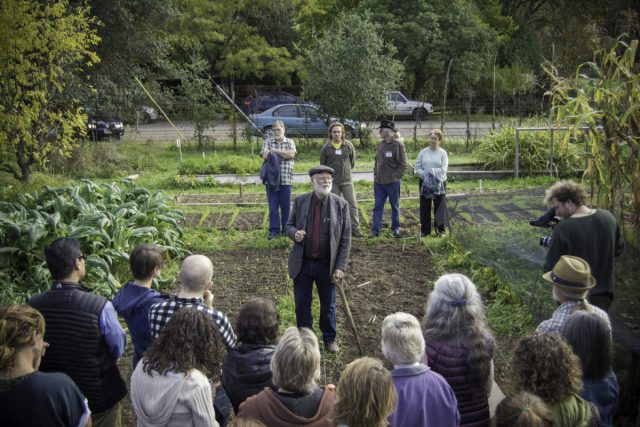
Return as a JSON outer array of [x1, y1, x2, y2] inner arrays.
[[537, 255, 611, 334], [149, 254, 237, 350], [260, 120, 296, 239]]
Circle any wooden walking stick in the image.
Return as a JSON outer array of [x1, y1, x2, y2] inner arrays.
[[336, 277, 364, 357]]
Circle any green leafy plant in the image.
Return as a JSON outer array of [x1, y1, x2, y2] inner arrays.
[[178, 155, 262, 175], [0, 180, 187, 305], [477, 124, 583, 176]]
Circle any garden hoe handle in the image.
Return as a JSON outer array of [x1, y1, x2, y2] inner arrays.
[[336, 277, 364, 357]]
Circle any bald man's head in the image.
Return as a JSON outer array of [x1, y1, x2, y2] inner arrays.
[[179, 255, 214, 292]]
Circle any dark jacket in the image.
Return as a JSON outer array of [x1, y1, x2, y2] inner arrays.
[[260, 152, 280, 191], [112, 281, 168, 368], [423, 339, 493, 427], [221, 343, 277, 414], [544, 209, 624, 297], [374, 139, 408, 185], [286, 192, 351, 279], [319, 140, 355, 183], [28, 283, 127, 413]]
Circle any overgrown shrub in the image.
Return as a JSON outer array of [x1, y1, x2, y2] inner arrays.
[[47, 141, 151, 179], [179, 154, 262, 175], [0, 180, 187, 305], [477, 125, 583, 176]]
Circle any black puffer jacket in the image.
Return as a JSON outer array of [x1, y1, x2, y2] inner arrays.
[[221, 343, 277, 414]]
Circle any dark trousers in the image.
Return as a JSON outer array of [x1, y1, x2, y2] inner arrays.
[[419, 180, 446, 235], [266, 185, 291, 235], [214, 385, 231, 427], [293, 259, 337, 343]]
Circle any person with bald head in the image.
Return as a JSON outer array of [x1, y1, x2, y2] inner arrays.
[[149, 254, 237, 350]]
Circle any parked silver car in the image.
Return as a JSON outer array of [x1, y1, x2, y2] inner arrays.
[[248, 104, 366, 138], [387, 91, 433, 120]]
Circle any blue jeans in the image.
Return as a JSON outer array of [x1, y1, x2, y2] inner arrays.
[[266, 185, 291, 235], [214, 385, 231, 427], [293, 259, 337, 343], [372, 181, 401, 233]]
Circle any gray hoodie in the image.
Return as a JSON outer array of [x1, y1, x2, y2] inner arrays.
[[131, 363, 219, 427]]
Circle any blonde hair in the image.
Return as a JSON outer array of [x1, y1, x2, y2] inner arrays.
[[0, 305, 45, 373], [494, 392, 554, 427], [228, 418, 267, 427], [381, 312, 425, 365], [271, 327, 321, 393], [430, 129, 444, 141], [333, 357, 397, 427]]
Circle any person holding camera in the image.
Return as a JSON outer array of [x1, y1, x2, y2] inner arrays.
[[542, 180, 624, 311]]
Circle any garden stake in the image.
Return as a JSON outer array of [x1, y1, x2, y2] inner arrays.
[[336, 277, 364, 357]]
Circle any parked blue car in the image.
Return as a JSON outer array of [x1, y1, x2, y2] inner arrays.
[[248, 104, 366, 138], [242, 91, 300, 113]]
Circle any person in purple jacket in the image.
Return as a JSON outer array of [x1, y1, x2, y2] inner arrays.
[[113, 244, 168, 368], [421, 273, 494, 427], [381, 312, 460, 427]]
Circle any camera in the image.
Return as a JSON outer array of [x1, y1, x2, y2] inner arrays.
[[539, 236, 552, 247]]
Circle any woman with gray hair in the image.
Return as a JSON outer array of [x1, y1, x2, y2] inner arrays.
[[421, 273, 494, 427], [237, 327, 335, 426], [381, 312, 460, 427]]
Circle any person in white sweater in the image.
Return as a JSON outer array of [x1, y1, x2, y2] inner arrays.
[[131, 307, 224, 427], [414, 129, 449, 236]]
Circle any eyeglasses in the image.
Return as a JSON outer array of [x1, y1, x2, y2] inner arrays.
[[78, 254, 86, 261]]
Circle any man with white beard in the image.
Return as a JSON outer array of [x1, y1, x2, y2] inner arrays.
[[286, 166, 352, 353]]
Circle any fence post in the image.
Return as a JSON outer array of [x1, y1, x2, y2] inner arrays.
[[515, 127, 520, 178], [550, 127, 555, 176]]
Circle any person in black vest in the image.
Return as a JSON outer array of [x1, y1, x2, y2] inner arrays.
[[29, 237, 127, 427]]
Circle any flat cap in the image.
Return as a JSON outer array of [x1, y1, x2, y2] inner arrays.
[[309, 165, 335, 177]]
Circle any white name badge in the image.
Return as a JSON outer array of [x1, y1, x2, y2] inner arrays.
[[385, 151, 393, 158], [335, 149, 342, 155]]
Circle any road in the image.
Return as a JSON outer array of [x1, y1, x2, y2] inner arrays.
[[127, 119, 496, 142]]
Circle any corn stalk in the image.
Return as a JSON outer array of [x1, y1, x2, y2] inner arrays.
[[543, 37, 640, 247]]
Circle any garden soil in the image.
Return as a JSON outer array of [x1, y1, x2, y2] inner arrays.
[[118, 187, 639, 425]]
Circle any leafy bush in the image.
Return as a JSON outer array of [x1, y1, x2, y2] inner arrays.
[[171, 175, 218, 189], [179, 154, 262, 175], [0, 180, 187, 305], [477, 125, 583, 176], [47, 141, 152, 179]]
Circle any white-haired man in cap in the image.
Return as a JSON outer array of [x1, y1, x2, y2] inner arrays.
[[286, 165, 352, 353], [537, 255, 611, 333]]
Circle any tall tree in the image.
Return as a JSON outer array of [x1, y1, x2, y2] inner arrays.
[[76, 0, 173, 121], [169, 0, 299, 85], [302, 12, 403, 143], [359, 0, 500, 100], [0, 0, 99, 182], [179, 54, 226, 151]]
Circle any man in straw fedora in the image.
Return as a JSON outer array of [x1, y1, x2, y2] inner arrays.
[[537, 255, 611, 334]]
